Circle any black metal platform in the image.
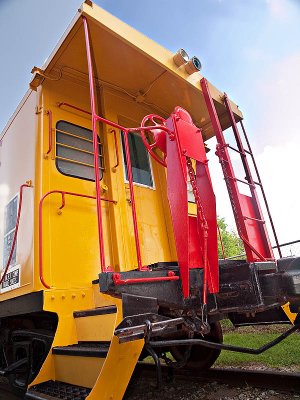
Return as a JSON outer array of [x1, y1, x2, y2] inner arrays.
[[25, 380, 91, 400], [52, 342, 110, 358]]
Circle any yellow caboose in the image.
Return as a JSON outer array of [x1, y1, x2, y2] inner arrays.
[[0, 2, 299, 399]]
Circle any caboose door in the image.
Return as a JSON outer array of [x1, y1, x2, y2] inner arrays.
[[111, 118, 176, 272], [122, 127, 176, 269]]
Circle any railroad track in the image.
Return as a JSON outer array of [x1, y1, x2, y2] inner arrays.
[[1, 365, 300, 399], [133, 363, 300, 394]]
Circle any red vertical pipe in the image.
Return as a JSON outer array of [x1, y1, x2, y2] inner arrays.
[[122, 131, 144, 270], [82, 16, 106, 272]]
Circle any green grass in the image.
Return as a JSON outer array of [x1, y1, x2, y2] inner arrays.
[[215, 331, 300, 369]]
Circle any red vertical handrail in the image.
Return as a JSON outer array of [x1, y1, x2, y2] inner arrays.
[[45, 110, 53, 158], [121, 130, 144, 270], [111, 129, 120, 170], [0, 182, 32, 287], [82, 16, 107, 272], [81, 16, 156, 272], [200, 78, 267, 262]]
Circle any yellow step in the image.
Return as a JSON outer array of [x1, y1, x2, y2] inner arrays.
[[53, 342, 108, 388], [74, 306, 117, 342]]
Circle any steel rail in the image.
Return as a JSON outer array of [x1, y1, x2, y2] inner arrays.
[[133, 363, 300, 393]]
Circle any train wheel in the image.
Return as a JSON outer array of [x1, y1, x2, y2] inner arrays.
[[169, 321, 223, 370]]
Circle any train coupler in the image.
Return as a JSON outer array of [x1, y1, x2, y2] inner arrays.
[[114, 314, 184, 343]]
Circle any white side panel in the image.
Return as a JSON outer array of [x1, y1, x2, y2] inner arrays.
[[0, 91, 37, 295]]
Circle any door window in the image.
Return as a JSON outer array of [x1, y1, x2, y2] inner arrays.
[[121, 132, 154, 188]]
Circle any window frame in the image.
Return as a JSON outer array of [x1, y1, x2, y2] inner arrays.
[[55, 120, 104, 182], [120, 130, 156, 190]]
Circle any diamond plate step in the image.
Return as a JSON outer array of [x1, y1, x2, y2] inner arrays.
[[25, 380, 91, 400], [52, 341, 110, 357]]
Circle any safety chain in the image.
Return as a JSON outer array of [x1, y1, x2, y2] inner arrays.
[[186, 157, 208, 237], [186, 156, 209, 307]]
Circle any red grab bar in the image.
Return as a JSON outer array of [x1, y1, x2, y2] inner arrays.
[[111, 129, 120, 170], [0, 182, 32, 287], [44, 110, 53, 158], [39, 190, 117, 289], [113, 271, 179, 285], [57, 102, 92, 116]]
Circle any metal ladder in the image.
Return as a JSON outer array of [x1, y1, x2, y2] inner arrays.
[[201, 78, 281, 262]]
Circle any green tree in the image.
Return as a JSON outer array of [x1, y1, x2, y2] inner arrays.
[[217, 217, 244, 258]]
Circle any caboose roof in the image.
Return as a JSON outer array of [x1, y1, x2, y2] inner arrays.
[[32, 1, 242, 139]]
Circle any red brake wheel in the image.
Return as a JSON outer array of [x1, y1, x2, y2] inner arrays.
[[141, 114, 167, 167]]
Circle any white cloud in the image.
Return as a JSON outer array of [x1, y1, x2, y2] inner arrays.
[[255, 52, 300, 148], [266, 0, 292, 20], [256, 141, 300, 244]]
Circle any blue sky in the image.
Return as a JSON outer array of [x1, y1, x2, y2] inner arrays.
[[0, 0, 299, 245]]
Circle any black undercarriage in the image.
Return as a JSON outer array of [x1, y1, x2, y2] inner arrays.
[[0, 308, 57, 394], [100, 257, 300, 340]]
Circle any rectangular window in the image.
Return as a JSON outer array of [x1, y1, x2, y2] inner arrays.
[[121, 131, 153, 188], [56, 121, 104, 181]]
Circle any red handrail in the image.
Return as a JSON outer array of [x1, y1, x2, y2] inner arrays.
[[111, 129, 120, 170], [0, 182, 32, 287], [82, 16, 171, 272], [113, 271, 179, 285], [39, 190, 117, 289], [57, 102, 92, 116], [83, 16, 108, 273], [44, 110, 53, 158]]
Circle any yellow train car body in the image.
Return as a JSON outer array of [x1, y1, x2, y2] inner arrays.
[[2, 2, 280, 400]]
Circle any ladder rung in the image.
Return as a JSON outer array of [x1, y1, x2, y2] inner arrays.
[[253, 181, 262, 187], [225, 175, 255, 187], [244, 215, 265, 223], [226, 144, 246, 156]]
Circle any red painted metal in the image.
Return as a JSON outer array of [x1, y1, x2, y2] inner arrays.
[[141, 114, 167, 166], [0, 183, 32, 287], [200, 78, 274, 262], [111, 129, 120, 170], [240, 120, 282, 258], [57, 102, 92, 116], [82, 16, 169, 272], [112, 271, 179, 285], [82, 16, 108, 272], [166, 114, 190, 297], [223, 93, 274, 260], [164, 107, 218, 300], [39, 190, 117, 288], [45, 110, 53, 157], [121, 130, 145, 271]]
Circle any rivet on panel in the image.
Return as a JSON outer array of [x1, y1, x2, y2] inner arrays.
[[51, 295, 55, 300], [61, 295, 66, 300], [81, 292, 86, 298], [72, 293, 76, 299]]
